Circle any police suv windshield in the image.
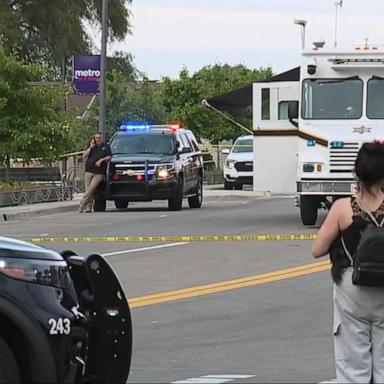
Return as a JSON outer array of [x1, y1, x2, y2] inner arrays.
[[232, 139, 253, 153], [301, 78, 363, 119], [110, 133, 175, 155]]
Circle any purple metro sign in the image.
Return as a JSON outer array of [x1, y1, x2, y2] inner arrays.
[[72, 55, 101, 94]]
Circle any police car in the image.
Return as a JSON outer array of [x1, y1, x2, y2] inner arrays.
[[0, 236, 132, 383], [93, 124, 204, 211]]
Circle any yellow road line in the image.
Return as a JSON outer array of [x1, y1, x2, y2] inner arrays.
[[128, 260, 330, 308], [29, 234, 317, 243]]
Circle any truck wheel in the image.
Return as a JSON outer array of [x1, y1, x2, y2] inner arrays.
[[114, 200, 129, 209], [300, 196, 318, 226], [168, 176, 183, 211], [233, 183, 242, 190], [188, 176, 203, 209], [93, 199, 106, 212], [0, 337, 20, 383], [224, 180, 233, 190]]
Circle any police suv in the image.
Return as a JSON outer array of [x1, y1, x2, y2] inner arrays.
[[0, 236, 132, 383], [93, 124, 204, 211]]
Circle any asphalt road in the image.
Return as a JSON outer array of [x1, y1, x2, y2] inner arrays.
[[0, 197, 334, 383]]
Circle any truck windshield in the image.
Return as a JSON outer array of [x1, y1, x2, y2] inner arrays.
[[232, 139, 253, 153], [302, 78, 363, 119], [367, 77, 384, 119], [110, 133, 175, 155]]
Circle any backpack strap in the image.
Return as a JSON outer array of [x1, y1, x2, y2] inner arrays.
[[341, 236, 354, 266]]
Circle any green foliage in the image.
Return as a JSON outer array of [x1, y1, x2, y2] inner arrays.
[[0, 47, 76, 164], [0, 0, 132, 77], [160, 64, 273, 142]]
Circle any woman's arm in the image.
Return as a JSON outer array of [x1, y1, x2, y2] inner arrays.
[[312, 200, 342, 258]]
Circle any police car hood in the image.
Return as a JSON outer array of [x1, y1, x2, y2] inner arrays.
[[111, 154, 174, 163], [0, 236, 63, 260], [227, 152, 253, 162]]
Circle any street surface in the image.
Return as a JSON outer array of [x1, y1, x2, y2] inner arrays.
[[0, 196, 334, 383]]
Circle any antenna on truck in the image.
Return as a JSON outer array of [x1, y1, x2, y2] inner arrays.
[[294, 19, 308, 50], [334, 0, 343, 47]]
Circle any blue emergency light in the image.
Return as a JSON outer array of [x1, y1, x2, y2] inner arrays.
[[307, 139, 316, 147], [120, 122, 150, 132], [330, 141, 345, 149]]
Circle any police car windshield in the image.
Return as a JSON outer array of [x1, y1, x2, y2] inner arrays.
[[232, 139, 253, 153], [111, 133, 175, 155]]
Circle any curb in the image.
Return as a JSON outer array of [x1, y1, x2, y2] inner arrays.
[[1, 203, 79, 222]]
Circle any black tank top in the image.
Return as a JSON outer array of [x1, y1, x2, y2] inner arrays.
[[329, 196, 384, 284]]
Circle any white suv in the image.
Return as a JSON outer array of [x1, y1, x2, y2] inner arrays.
[[222, 135, 253, 190]]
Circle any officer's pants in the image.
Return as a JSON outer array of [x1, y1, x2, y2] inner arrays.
[[333, 267, 384, 383]]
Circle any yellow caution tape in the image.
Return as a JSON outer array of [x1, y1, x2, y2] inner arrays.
[[28, 234, 317, 243]]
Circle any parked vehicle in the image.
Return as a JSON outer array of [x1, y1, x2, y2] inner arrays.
[[222, 135, 253, 190]]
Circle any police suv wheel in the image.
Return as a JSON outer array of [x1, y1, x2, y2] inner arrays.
[[93, 199, 106, 212], [168, 176, 183, 211], [0, 337, 20, 383], [188, 176, 203, 209], [114, 200, 129, 209]]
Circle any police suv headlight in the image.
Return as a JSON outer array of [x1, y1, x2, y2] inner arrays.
[[226, 160, 236, 168], [156, 164, 175, 180], [0, 257, 75, 291]]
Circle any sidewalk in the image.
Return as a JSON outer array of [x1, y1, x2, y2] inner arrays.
[[0, 187, 288, 222]]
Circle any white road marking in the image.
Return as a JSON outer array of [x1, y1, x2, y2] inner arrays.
[[171, 374, 255, 384], [102, 242, 189, 257], [205, 376, 255, 379]]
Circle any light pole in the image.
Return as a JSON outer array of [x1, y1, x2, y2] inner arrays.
[[294, 19, 307, 50], [99, 0, 108, 141], [334, 0, 343, 47]]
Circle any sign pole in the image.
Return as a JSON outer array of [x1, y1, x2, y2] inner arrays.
[[99, 0, 108, 141]]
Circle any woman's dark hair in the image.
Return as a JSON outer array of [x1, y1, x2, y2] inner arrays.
[[355, 142, 384, 189]]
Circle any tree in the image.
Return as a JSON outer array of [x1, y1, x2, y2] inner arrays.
[[0, 47, 75, 170], [159, 64, 273, 142], [0, 0, 133, 78]]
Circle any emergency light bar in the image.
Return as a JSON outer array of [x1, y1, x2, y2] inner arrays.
[[119, 124, 181, 133]]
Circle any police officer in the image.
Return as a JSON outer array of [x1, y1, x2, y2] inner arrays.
[[79, 132, 111, 213]]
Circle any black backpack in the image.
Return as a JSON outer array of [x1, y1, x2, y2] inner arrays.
[[341, 198, 384, 287]]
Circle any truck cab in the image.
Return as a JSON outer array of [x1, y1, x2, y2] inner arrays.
[[293, 43, 384, 224]]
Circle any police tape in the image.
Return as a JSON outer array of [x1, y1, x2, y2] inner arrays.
[[28, 234, 317, 243]]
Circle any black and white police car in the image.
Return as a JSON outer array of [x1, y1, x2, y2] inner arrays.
[[94, 124, 204, 211], [0, 236, 132, 383]]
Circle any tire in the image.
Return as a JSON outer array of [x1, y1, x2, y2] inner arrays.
[[0, 337, 20, 383], [234, 183, 243, 190], [224, 180, 233, 190], [168, 176, 184, 211], [93, 199, 106, 212], [300, 196, 318, 226], [114, 200, 129, 209], [188, 176, 203, 209]]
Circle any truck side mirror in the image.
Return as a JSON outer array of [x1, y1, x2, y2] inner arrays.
[[222, 148, 230, 155], [288, 101, 299, 128]]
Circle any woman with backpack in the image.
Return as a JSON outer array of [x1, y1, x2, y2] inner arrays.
[[312, 142, 384, 383]]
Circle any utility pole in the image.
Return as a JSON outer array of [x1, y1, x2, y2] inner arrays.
[[99, 0, 108, 141]]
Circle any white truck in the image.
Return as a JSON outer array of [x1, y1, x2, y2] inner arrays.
[[251, 41, 384, 225]]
